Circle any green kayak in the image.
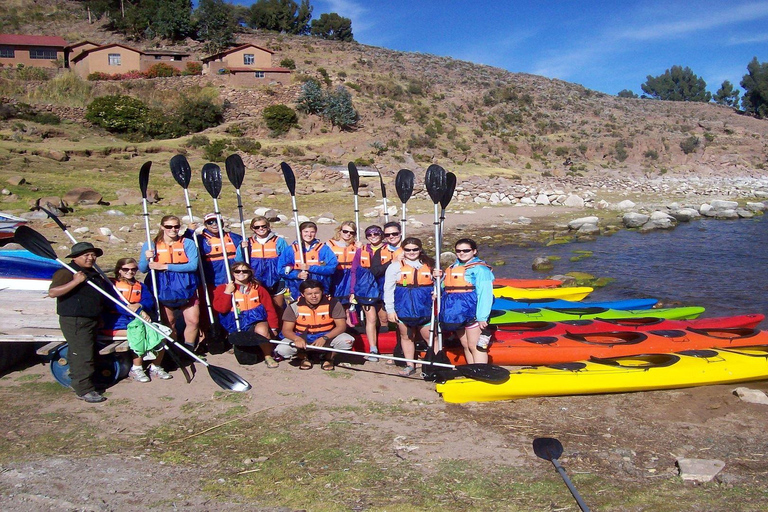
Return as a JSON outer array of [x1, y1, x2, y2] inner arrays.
[[489, 306, 705, 324]]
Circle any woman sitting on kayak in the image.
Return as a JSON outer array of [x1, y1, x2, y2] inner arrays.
[[383, 237, 435, 377], [439, 238, 494, 364], [102, 257, 172, 383]]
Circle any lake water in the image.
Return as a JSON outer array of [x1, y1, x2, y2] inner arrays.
[[484, 217, 768, 325]]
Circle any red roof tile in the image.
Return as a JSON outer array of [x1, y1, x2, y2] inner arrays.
[[0, 34, 68, 47]]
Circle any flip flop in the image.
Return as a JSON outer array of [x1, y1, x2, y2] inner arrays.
[[264, 356, 279, 369], [299, 359, 313, 370], [321, 360, 334, 371], [398, 365, 416, 377]]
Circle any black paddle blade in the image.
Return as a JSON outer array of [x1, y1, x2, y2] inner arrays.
[[280, 161, 296, 196], [201, 163, 223, 199], [206, 322, 228, 345], [533, 437, 564, 461], [441, 172, 457, 209], [395, 169, 415, 203], [209, 365, 252, 392], [40, 206, 67, 231], [425, 164, 447, 204], [456, 364, 510, 383], [378, 171, 387, 199], [170, 154, 192, 188], [225, 154, 246, 189], [348, 162, 360, 194], [14, 226, 57, 260], [228, 331, 270, 347], [138, 161, 152, 198]]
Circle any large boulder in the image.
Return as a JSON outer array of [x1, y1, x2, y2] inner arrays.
[[668, 208, 700, 222], [622, 212, 649, 228], [532, 257, 554, 271], [563, 194, 584, 208], [568, 216, 599, 230], [115, 188, 144, 205], [639, 211, 677, 232], [710, 199, 739, 211], [616, 199, 636, 210]]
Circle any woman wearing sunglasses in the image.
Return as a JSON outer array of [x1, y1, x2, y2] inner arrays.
[[326, 221, 358, 323], [349, 225, 388, 361], [212, 262, 280, 368], [439, 239, 494, 364], [139, 215, 200, 348], [103, 258, 172, 383], [383, 237, 435, 376], [245, 216, 291, 311], [188, 212, 244, 287], [278, 221, 338, 301]]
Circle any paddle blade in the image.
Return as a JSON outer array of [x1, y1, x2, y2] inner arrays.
[[395, 169, 415, 203], [169, 154, 192, 188], [348, 162, 360, 194], [209, 365, 252, 392], [378, 171, 388, 198], [228, 331, 270, 347], [456, 364, 510, 383], [138, 161, 152, 198], [280, 161, 296, 196], [225, 154, 246, 189], [425, 164, 447, 204], [14, 225, 57, 260], [533, 437, 564, 461], [201, 163, 223, 199], [441, 172, 457, 209]]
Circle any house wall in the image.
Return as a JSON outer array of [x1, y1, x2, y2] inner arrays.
[[72, 47, 142, 78], [229, 71, 291, 87], [0, 46, 64, 68], [67, 43, 98, 62], [204, 47, 272, 74], [139, 55, 194, 73]]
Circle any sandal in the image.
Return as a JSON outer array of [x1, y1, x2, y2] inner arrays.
[[399, 365, 416, 377], [264, 355, 279, 369], [385, 358, 396, 366], [321, 360, 335, 371], [299, 359, 313, 370]]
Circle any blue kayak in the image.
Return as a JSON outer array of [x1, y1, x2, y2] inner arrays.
[[0, 249, 60, 279], [492, 297, 658, 311]]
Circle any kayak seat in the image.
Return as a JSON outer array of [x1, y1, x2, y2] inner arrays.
[[687, 327, 757, 339], [589, 353, 680, 368], [677, 349, 720, 358], [647, 329, 687, 338], [603, 317, 664, 326], [550, 307, 606, 316], [546, 362, 587, 371], [564, 331, 647, 345], [521, 336, 559, 345], [562, 320, 595, 326], [496, 321, 557, 333]]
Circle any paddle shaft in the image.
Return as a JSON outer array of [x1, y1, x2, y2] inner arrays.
[[140, 196, 162, 319], [234, 187, 249, 264], [210, 196, 242, 331], [433, 202, 443, 352], [180, 187, 217, 327], [401, 202, 407, 238], [353, 193, 360, 242], [551, 459, 591, 512], [270, 339, 461, 369], [289, 194, 305, 265]]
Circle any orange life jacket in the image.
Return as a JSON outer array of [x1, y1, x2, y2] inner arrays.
[[154, 239, 189, 264], [327, 239, 356, 269], [114, 279, 142, 304], [292, 241, 324, 267], [203, 231, 237, 261], [233, 284, 263, 312], [379, 246, 403, 266], [294, 298, 335, 334], [397, 263, 434, 287], [443, 261, 493, 293], [249, 236, 279, 260]]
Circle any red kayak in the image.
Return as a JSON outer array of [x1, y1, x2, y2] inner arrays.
[[493, 278, 563, 288], [352, 330, 400, 354], [445, 326, 768, 366], [491, 314, 764, 341]]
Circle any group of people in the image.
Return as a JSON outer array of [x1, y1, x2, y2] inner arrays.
[[50, 212, 495, 403]]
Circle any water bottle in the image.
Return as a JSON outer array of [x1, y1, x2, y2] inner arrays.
[[476, 328, 492, 352]]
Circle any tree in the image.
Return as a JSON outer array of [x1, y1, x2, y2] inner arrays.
[[296, 79, 325, 115], [195, 0, 236, 53], [323, 86, 358, 129], [154, 0, 194, 40], [248, 0, 312, 34], [713, 80, 740, 108], [617, 89, 638, 99], [641, 65, 711, 102], [310, 12, 353, 42], [263, 104, 298, 135], [741, 57, 768, 118]]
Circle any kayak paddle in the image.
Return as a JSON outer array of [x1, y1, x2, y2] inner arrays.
[[348, 162, 361, 242], [395, 168, 414, 237], [533, 437, 591, 512], [225, 153, 250, 263], [138, 161, 162, 319], [377, 170, 390, 223]]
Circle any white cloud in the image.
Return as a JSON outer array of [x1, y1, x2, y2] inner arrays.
[[728, 33, 768, 45]]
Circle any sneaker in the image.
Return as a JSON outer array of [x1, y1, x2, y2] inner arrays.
[[149, 365, 173, 380], [366, 348, 380, 362], [76, 391, 106, 403], [129, 366, 150, 383]]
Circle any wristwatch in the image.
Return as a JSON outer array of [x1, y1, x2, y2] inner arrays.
[[321, 335, 331, 342]]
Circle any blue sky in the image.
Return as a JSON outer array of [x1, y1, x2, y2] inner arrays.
[[281, 0, 768, 96]]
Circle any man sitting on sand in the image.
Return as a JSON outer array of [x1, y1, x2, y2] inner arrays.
[[276, 279, 354, 371]]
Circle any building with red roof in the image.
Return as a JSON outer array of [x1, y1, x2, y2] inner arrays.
[[0, 34, 68, 68]]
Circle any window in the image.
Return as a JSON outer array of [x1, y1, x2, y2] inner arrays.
[[0, 47, 14, 58], [243, 54, 254, 65], [254, 71, 265, 78], [172, 56, 182, 61], [108, 53, 121, 66], [29, 48, 58, 60], [154, 55, 162, 60]]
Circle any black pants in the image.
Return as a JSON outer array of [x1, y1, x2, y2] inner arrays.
[[59, 316, 99, 396]]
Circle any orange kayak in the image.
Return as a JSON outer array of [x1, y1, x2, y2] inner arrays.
[[444, 326, 768, 366], [493, 278, 563, 288]]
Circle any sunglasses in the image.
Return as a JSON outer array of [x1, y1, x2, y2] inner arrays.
[[252, 224, 269, 229], [456, 249, 474, 254], [341, 229, 356, 235], [384, 232, 401, 237], [232, 269, 251, 274], [120, 267, 138, 272], [366, 232, 383, 237], [205, 219, 217, 225], [403, 247, 420, 253], [163, 225, 180, 229]]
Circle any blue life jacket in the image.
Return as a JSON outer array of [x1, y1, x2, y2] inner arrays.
[[248, 234, 283, 290], [440, 261, 493, 329], [393, 263, 434, 327]]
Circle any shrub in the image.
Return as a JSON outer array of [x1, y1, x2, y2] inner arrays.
[[704, 132, 715, 142], [323, 87, 357, 130], [296, 79, 325, 115], [263, 104, 298, 135], [186, 134, 210, 148], [354, 156, 374, 166], [14, 64, 49, 81], [184, 61, 203, 76], [282, 146, 305, 157], [203, 139, 229, 161], [554, 146, 569, 157], [175, 96, 224, 133], [233, 137, 261, 154], [614, 140, 629, 161], [680, 136, 700, 154], [644, 149, 659, 160], [85, 95, 149, 133], [226, 124, 246, 137], [280, 58, 296, 69], [144, 63, 179, 78], [87, 72, 113, 81]]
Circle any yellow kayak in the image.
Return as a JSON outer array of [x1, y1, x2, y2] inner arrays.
[[492, 285, 593, 301], [436, 346, 768, 404]]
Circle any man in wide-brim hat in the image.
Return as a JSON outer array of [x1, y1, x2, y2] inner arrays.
[[48, 242, 110, 403]]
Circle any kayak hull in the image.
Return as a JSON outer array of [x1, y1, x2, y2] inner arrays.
[[492, 286, 593, 301], [489, 306, 705, 324], [436, 346, 768, 403], [493, 278, 563, 289], [493, 297, 658, 311]]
